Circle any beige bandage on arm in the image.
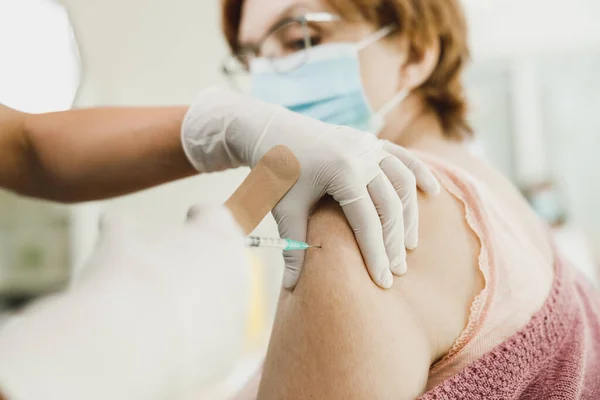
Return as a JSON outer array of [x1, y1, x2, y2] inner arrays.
[[225, 145, 300, 234]]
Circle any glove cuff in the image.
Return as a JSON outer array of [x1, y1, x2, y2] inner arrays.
[[181, 87, 243, 173]]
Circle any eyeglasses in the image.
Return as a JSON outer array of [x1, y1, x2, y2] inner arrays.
[[222, 12, 341, 86]]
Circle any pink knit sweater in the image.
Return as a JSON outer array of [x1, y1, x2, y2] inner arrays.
[[419, 255, 600, 399]]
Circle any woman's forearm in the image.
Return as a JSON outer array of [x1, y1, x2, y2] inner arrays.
[[1, 105, 196, 202]]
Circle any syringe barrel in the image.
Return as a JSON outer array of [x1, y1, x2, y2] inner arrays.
[[244, 236, 288, 250]]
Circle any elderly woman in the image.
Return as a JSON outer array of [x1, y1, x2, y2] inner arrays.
[[221, 0, 600, 398]]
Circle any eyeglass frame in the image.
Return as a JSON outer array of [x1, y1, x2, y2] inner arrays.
[[221, 12, 342, 78]]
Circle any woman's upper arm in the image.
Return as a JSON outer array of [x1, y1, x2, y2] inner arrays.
[[257, 199, 434, 400], [257, 185, 482, 399]]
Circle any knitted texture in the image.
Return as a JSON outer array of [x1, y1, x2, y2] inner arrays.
[[420, 258, 600, 400]]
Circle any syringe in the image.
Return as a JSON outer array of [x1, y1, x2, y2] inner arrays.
[[245, 236, 320, 251]]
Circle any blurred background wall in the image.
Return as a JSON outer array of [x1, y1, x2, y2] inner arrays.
[[1, 0, 599, 396]]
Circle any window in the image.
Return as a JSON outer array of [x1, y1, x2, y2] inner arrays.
[[0, 0, 80, 302], [0, 0, 80, 112]]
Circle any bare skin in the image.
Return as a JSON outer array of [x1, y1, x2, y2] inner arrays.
[[0, 104, 195, 202]]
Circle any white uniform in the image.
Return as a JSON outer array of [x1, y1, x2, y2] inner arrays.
[[0, 206, 249, 400]]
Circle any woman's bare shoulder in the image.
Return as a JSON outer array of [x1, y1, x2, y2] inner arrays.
[[257, 188, 482, 399]]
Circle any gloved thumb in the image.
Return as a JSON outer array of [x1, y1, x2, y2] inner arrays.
[[275, 207, 309, 290]]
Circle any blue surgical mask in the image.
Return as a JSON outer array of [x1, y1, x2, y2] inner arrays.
[[250, 25, 409, 135]]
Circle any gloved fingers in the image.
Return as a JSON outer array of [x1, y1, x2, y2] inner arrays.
[[367, 171, 407, 276], [379, 156, 419, 250], [382, 140, 440, 195], [340, 192, 393, 289], [274, 208, 309, 290]]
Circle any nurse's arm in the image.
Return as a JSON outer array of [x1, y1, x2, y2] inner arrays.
[[0, 104, 195, 202]]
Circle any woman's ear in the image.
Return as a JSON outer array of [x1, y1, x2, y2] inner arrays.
[[399, 41, 440, 90]]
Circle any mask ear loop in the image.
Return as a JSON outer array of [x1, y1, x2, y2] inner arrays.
[[357, 24, 397, 50], [373, 87, 410, 121], [355, 24, 406, 134], [356, 25, 410, 127]]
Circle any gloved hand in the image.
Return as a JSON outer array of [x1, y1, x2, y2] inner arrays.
[[182, 87, 440, 289], [0, 205, 249, 400]]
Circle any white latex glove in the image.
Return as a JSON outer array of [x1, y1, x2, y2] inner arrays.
[[182, 87, 440, 289], [0, 205, 249, 400]]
